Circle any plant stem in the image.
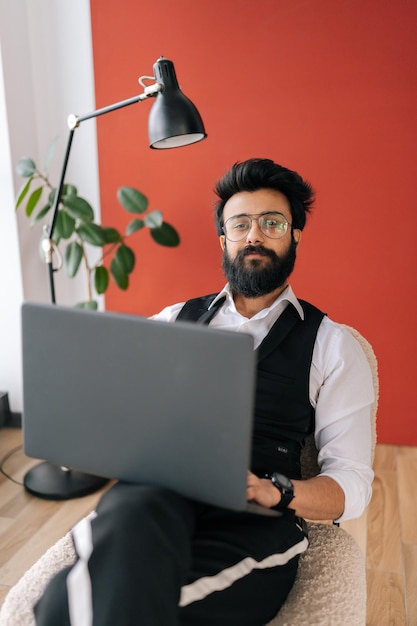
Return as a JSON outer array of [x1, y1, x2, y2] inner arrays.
[[80, 242, 93, 302], [90, 238, 125, 272]]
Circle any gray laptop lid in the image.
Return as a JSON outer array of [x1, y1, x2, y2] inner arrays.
[[22, 302, 258, 512]]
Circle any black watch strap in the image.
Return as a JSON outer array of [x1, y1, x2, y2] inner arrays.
[[268, 472, 295, 510]]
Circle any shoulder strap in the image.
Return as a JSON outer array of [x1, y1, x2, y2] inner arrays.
[[298, 299, 326, 324], [176, 294, 226, 325]]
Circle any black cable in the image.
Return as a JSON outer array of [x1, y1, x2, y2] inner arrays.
[[0, 444, 24, 486]]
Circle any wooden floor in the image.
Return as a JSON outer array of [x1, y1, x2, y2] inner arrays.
[[0, 427, 416, 625]]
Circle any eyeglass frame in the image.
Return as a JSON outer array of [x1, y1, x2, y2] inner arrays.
[[222, 211, 293, 242]]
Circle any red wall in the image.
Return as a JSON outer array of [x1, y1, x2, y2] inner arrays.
[[90, 0, 417, 446]]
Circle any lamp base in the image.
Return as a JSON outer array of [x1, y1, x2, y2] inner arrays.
[[24, 461, 108, 500]]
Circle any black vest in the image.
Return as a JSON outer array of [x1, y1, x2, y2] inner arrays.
[[177, 294, 325, 479]]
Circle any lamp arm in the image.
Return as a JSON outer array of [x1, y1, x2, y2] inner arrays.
[[44, 81, 162, 304], [43, 128, 74, 303], [48, 129, 75, 239], [68, 82, 162, 129]]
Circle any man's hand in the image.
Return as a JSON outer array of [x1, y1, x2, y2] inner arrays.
[[246, 471, 346, 519], [246, 471, 281, 509]]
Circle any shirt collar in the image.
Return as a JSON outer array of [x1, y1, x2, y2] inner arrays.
[[209, 283, 305, 320]]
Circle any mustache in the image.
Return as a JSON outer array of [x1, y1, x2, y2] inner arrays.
[[238, 245, 277, 260]]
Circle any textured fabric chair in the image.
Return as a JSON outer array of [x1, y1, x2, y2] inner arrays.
[[0, 326, 378, 626]]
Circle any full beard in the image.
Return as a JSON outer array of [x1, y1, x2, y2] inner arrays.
[[222, 240, 297, 298]]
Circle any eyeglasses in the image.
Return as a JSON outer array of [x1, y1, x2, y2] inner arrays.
[[222, 212, 291, 242]]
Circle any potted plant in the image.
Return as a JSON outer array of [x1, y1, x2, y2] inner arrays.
[[15, 142, 180, 309]]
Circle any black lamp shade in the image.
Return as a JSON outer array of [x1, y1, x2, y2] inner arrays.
[[148, 58, 206, 149]]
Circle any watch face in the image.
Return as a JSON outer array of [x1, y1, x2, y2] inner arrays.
[[272, 473, 292, 490]]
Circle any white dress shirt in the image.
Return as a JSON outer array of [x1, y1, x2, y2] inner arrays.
[[152, 284, 375, 522]]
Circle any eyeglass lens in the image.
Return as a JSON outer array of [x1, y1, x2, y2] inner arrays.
[[223, 213, 289, 241]]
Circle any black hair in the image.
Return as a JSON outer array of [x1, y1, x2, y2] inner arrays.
[[214, 158, 315, 235]]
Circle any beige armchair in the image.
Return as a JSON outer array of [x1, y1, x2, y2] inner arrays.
[[0, 326, 378, 626]]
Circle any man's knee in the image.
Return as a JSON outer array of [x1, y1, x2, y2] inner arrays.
[[99, 482, 186, 515], [94, 483, 195, 546]]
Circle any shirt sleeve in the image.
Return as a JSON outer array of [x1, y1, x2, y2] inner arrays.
[[150, 302, 185, 322], [311, 321, 375, 522]]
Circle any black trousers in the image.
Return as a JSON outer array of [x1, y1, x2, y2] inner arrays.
[[35, 483, 308, 626]]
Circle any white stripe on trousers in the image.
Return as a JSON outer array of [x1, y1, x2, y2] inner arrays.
[[66, 513, 97, 626], [64, 514, 308, 624], [179, 536, 309, 607]]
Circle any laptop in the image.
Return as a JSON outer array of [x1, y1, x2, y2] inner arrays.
[[21, 302, 280, 516]]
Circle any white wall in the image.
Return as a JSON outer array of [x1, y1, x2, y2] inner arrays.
[[0, 0, 100, 412], [0, 42, 24, 416]]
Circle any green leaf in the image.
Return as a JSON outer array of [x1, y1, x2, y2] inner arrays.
[[94, 266, 109, 294], [33, 203, 52, 223], [144, 209, 163, 229], [65, 241, 83, 277], [15, 178, 33, 209], [110, 256, 129, 290], [55, 209, 76, 239], [115, 244, 135, 274], [117, 187, 148, 214], [76, 222, 107, 246], [75, 300, 98, 310], [63, 195, 95, 222], [25, 186, 43, 217], [16, 157, 36, 178], [101, 227, 122, 244], [63, 183, 77, 197], [150, 222, 180, 247], [126, 218, 144, 235], [43, 137, 58, 174]]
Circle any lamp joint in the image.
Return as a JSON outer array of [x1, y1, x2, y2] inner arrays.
[[67, 113, 80, 131]]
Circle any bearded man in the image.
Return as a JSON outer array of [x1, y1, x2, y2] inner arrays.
[[35, 158, 374, 626]]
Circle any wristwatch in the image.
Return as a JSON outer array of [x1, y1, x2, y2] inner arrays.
[[267, 472, 295, 510]]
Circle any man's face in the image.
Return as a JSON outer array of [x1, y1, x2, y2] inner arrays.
[[219, 189, 301, 298]]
